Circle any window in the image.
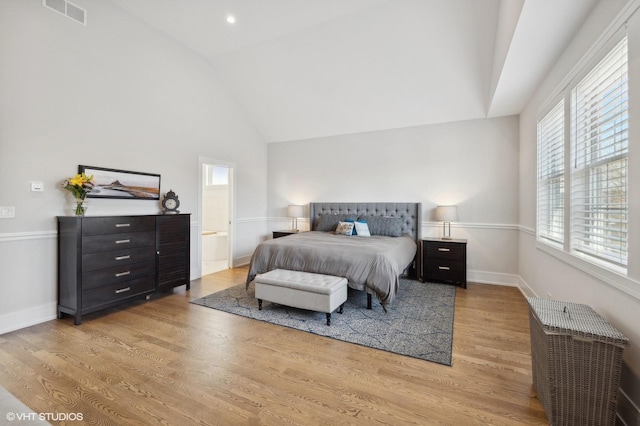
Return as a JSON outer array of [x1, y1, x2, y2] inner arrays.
[[571, 37, 628, 268], [537, 100, 565, 244], [537, 36, 628, 272], [204, 165, 229, 187]]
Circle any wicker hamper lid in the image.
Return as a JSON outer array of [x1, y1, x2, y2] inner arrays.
[[527, 297, 629, 347]]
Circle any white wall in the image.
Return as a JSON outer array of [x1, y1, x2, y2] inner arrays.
[[0, 0, 267, 333], [518, 0, 640, 417], [267, 115, 520, 284]]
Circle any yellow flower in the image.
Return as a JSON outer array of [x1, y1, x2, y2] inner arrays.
[[69, 174, 85, 187], [63, 172, 95, 201]]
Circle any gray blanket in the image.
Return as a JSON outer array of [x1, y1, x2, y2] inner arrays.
[[246, 231, 417, 307]]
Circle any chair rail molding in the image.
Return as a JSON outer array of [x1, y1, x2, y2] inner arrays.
[[0, 230, 56, 242]]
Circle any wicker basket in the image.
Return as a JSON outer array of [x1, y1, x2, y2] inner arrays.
[[527, 297, 629, 426]]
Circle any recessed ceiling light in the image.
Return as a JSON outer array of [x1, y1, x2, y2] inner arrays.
[[226, 15, 236, 24]]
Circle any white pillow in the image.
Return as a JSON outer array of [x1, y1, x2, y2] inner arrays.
[[335, 221, 355, 235], [354, 221, 371, 237]]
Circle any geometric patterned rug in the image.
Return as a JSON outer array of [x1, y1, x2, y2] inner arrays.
[[191, 277, 456, 366]]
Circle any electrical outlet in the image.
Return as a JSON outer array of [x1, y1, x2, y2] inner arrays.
[[0, 206, 15, 218], [31, 182, 44, 192]]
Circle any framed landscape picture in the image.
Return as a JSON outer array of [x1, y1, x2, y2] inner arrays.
[[79, 165, 161, 200]]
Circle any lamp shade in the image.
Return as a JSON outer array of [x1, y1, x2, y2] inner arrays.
[[435, 205, 458, 222], [288, 205, 304, 218]]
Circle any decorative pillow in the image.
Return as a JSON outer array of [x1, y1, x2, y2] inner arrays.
[[335, 221, 355, 236], [363, 216, 403, 237], [353, 220, 371, 237], [315, 213, 357, 232], [345, 218, 358, 235]]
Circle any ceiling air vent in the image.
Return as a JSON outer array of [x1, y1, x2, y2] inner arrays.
[[43, 0, 86, 26]]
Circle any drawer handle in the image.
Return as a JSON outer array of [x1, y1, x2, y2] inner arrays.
[[438, 248, 450, 252], [115, 255, 131, 261], [115, 287, 131, 294], [115, 271, 131, 277], [115, 239, 131, 244], [115, 223, 131, 228], [438, 266, 450, 270]]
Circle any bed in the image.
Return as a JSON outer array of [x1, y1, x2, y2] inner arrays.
[[246, 202, 422, 309]]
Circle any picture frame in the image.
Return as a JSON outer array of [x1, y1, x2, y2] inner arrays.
[[78, 165, 161, 200]]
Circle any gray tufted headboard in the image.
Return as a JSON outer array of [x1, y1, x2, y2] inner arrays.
[[309, 202, 423, 278], [309, 202, 422, 243]]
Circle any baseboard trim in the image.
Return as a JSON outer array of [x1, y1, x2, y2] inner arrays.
[[235, 255, 252, 267], [0, 302, 57, 335], [618, 388, 640, 426], [468, 270, 519, 287], [515, 275, 539, 298]]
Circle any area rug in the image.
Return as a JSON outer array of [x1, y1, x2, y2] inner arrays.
[[191, 278, 456, 366]]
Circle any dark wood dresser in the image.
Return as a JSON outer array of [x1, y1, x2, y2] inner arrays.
[[421, 237, 467, 288], [57, 214, 190, 324], [272, 229, 299, 238]]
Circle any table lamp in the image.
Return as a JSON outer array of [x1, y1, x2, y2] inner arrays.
[[288, 205, 304, 231], [435, 205, 458, 239]]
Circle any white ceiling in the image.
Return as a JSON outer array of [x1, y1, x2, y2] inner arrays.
[[110, 0, 598, 142]]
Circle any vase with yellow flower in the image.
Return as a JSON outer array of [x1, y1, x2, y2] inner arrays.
[[63, 172, 95, 216]]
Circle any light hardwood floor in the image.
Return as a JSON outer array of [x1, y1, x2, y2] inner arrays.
[[0, 267, 548, 425]]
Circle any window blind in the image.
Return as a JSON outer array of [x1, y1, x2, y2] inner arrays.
[[571, 36, 628, 267], [537, 100, 565, 244]]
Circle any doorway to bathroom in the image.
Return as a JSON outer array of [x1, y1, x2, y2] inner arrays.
[[199, 158, 234, 276]]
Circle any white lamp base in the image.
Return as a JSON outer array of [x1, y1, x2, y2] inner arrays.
[[442, 221, 452, 239]]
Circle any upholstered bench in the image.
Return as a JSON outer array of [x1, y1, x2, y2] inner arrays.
[[255, 269, 347, 325]]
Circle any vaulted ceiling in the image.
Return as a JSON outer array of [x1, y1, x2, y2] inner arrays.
[[110, 0, 598, 142]]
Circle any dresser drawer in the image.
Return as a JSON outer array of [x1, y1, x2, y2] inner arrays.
[[82, 247, 156, 272], [82, 260, 156, 290], [82, 276, 155, 309], [424, 259, 465, 282], [425, 241, 465, 260], [82, 216, 155, 236], [82, 231, 155, 254]]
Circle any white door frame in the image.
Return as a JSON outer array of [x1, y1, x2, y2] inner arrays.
[[197, 156, 236, 278]]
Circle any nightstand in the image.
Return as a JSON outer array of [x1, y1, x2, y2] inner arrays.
[[272, 230, 299, 239], [422, 237, 467, 288]]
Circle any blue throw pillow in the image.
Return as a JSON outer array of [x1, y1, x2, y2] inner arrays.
[[345, 218, 368, 236], [354, 220, 371, 237]]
